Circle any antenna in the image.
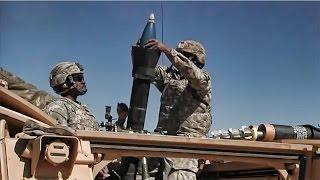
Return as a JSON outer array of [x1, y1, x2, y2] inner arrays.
[[161, 1, 164, 65]]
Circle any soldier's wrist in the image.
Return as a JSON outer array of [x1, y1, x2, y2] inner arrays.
[[170, 48, 178, 57]]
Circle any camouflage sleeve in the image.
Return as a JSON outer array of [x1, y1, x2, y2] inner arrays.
[[43, 101, 69, 127], [153, 65, 169, 92], [169, 49, 211, 92]]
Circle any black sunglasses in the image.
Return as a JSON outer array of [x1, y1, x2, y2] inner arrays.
[[180, 51, 194, 59], [72, 74, 84, 82]]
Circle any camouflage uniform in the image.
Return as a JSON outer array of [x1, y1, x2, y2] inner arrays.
[[43, 62, 100, 131], [43, 97, 100, 131], [154, 40, 212, 179]]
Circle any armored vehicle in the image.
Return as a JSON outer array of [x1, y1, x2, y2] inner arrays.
[[2, 83, 320, 180]]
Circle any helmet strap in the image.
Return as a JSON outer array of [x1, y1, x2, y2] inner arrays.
[[67, 76, 75, 86], [55, 76, 75, 96]]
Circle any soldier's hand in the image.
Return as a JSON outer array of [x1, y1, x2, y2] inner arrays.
[[144, 39, 158, 49], [144, 39, 170, 53]]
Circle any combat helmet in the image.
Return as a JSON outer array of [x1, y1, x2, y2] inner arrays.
[[176, 40, 206, 68], [49, 62, 84, 93]]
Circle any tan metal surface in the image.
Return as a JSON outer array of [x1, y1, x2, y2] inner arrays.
[[68, 164, 95, 180], [76, 130, 313, 154], [1, 84, 319, 179], [6, 138, 29, 179], [0, 86, 56, 126], [0, 106, 50, 129], [93, 147, 301, 169], [4, 134, 96, 180], [45, 141, 70, 165], [77, 131, 318, 180], [92, 159, 110, 178], [30, 135, 79, 178], [0, 120, 9, 140], [75, 140, 95, 164], [279, 139, 320, 147], [0, 120, 9, 180], [1, 127, 317, 180]]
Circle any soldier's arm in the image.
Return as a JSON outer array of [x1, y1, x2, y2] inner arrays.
[[167, 49, 211, 93], [153, 65, 168, 92], [144, 39, 210, 92], [43, 102, 69, 127]]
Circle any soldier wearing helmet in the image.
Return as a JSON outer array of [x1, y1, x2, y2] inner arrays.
[[43, 61, 100, 131], [49, 61, 87, 95], [144, 39, 212, 180]]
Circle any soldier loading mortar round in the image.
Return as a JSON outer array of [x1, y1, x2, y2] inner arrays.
[[2, 13, 320, 180]]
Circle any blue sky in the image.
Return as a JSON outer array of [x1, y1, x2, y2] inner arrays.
[[1, 1, 320, 132]]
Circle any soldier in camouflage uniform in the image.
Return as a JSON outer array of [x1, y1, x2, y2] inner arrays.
[[145, 39, 212, 180], [43, 62, 100, 131]]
